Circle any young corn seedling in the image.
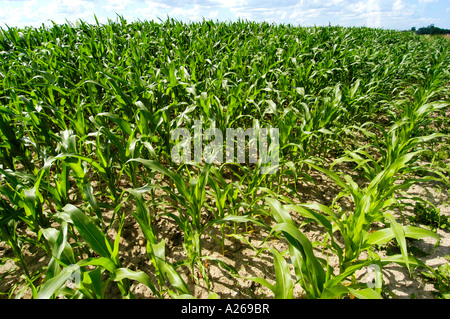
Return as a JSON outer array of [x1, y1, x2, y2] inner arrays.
[[38, 204, 165, 299], [265, 198, 383, 299], [304, 156, 440, 273], [124, 187, 193, 298], [127, 159, 213, 284], [128, 158, 263, 288]]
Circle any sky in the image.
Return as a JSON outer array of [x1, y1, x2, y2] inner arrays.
[[1, 0, 449, 30]]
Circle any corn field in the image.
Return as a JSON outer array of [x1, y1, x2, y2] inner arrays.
[[0, 17, 449, 299]]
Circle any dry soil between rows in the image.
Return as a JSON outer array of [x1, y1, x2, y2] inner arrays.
[[0, 163, 449, 299]]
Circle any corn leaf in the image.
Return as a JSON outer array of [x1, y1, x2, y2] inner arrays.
[[63, 204, 113, 259]]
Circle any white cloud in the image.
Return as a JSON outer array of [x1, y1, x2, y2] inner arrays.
[[343, 0, 382, 27], [38, 0, 96, 23], [0, 0, 448, 30], [133, 0, 171, 21], [346, 1, 367, 14], [143, 0, 171, 10], [169, 5, 203, 21], [366, 0, 381, 27], [103, 0, 132, 12], [1, 0, 50, 27], [416, 16, 436, 25], [208, 10, 219, 19], [214, 0, 248, 8], [392, 0, 404, 11]]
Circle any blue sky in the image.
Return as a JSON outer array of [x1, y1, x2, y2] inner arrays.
[[1, 0, 449, 30]]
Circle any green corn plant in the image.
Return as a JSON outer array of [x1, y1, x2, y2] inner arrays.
[[205, 167, 234, 254], [304, 157, 441, 271], [127, 158, 263, 288], [42, 132, 103, 219], [126, 159, 212, 283], [246, 248, 294, 299], [265, 198, 383, 299], [0, 162, 60, 296], [38, 204, 162, 299], [124, 186, 193, 298], [0, 107, 34, 172]]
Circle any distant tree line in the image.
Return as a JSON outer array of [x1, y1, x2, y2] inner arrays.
[[411, 25, 450, 35]]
